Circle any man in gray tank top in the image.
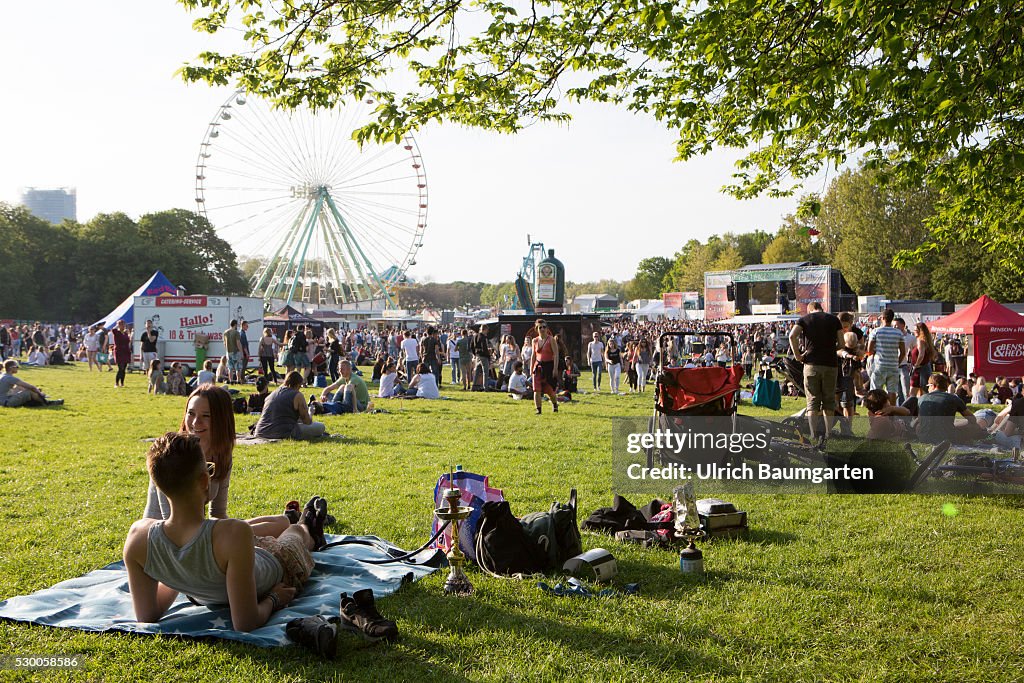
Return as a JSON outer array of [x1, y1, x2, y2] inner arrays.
[[123, 433, 327, 632]]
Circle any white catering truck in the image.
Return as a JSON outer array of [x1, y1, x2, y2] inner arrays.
[[132, 295, 264, 369]]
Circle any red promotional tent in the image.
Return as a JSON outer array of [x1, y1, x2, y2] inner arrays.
[[927, 295, 1024, 377]]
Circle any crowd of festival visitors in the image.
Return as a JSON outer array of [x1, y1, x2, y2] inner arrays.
[[2, 313, 1010, 418]]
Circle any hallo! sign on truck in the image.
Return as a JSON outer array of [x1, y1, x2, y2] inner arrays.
[[132, 295, 264, 368]]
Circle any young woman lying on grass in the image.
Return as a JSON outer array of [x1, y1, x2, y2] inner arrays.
[[126, 433, 327, 632], [144, 384, 293, 536]]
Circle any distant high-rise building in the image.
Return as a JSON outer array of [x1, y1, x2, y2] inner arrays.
[[19, 187, 77, 224]]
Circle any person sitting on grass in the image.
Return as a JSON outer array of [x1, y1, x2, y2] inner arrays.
[[508, 361, 533, 400], [48, 344, 68, 365], [371, 352, 388, 382], [124, 432, 327, 632], [972, 376, 990, 404], [916, 373, 986, 444], [196, 359, 216, 386], [145, 384, 295, 539], [252, 371, 327, 440], [0, 359, 62, 407], [215, 355, 231, 384], [317, 359, 372, 413], [863, 388, 912, 440], [166, 362, 188, 396], [377, 360, 402, 398], [148, 359, 168, 395], [25, 345, 48, 366], [406, 362, 440, 399], [247, 376, 271, 413], [560, 356, 580, 401]]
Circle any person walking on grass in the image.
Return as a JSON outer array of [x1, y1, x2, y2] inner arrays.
[[587, 331, 605, 392], [531, 319, 560, 414], [605, 337, 623, 395], [112, 319, 132, 388], [83, 325, 101, 371]]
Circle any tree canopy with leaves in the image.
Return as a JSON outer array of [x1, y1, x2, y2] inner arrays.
[[180, 0, 1024, 271], [0, 205, 248, 321]]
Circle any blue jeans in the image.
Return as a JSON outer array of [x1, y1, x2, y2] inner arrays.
[[426, 359, 442, 385], [451, 359, 461, 383], [322, 390, 366, 414], [405, 360, 418, 379], [993, 430, 1022, 451], [591, 361, 603, 389], [898, 364, 911, 403]]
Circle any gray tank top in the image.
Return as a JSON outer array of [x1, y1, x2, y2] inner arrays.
[[144, 519, 282, 606], [253, 387, 301, 439]]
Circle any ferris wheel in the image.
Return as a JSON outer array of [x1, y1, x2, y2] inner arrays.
[[195, 91, 427, 310]]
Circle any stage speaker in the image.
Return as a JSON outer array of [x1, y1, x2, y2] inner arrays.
[[726, 284, 735, 301], [786, 281, 796, 299]]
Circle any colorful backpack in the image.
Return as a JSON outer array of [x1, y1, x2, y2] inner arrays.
[[430, 470, 504, 562]]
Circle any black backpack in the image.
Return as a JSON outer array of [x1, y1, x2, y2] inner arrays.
[[475, 490, 582, 576], [581, 494, 649, 533], [475, 501, 548, 575]]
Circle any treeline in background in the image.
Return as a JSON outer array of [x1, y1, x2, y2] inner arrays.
[[5, 163, 1017, 322], [0, 205, 247, 321]]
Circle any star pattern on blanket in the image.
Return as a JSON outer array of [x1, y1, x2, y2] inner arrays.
[[0, 535, 435, 647]]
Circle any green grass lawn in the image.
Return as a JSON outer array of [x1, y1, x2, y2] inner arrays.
[[2, 364, 1023, 682]]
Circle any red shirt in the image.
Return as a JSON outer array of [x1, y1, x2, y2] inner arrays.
[[533, 335, 555, 362]]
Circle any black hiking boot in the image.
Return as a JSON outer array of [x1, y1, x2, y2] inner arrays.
[[286, 615, 340, 659], [339, 589, 398, 643]]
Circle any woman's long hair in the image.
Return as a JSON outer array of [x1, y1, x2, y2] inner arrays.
[[916, 322, 936, 361], [180, 384, 234, 482]]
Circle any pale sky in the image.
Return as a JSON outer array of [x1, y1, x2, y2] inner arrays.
[[1, 1, 828, 285]]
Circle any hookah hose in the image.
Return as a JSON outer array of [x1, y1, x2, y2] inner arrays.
[[318, 520, 451, 565]]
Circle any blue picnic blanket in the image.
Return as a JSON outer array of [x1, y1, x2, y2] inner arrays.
[[0, 535, 438, 647]]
